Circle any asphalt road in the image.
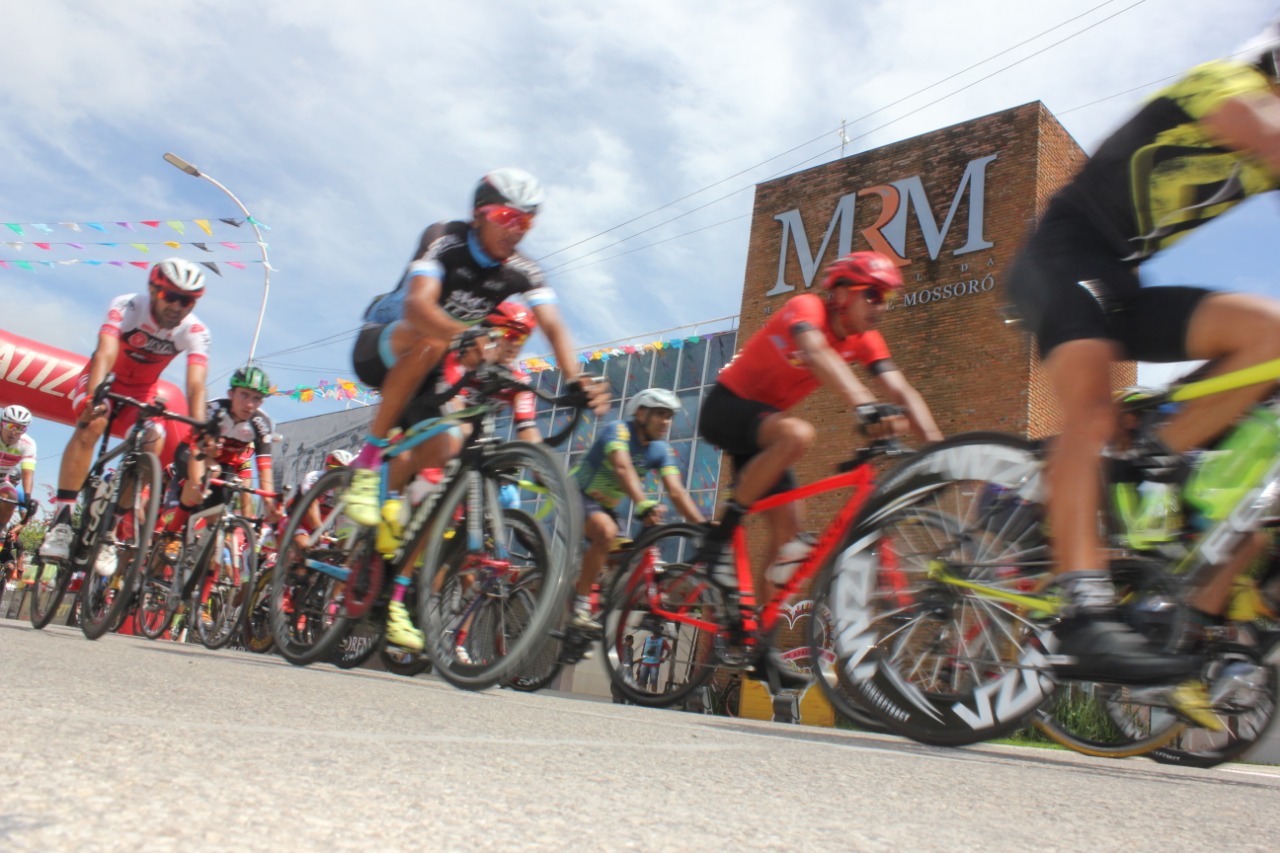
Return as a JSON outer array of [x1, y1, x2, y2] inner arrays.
[[0, 618, 1277, 852]]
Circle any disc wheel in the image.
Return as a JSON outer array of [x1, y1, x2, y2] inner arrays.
[[601, 522, 723, 708], [270, 468, 359, 665], [79, 452, 162, 640], [418, 442, 576, 690], [820, 433, 1058, 746]]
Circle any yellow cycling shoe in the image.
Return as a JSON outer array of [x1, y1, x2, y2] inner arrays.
[[1169, 680, 1225, 732], [343, 467, 382, 527], [386, 600, 423, 651]]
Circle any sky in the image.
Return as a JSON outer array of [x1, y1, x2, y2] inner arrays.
[[1, 0, 1276, 502]]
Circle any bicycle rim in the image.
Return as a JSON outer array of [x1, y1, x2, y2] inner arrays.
[[1034, 682, 1186, 757], [80, 451, 161, 640], [135, 541, 179, 640], [601, 523, 721, 708], [822, 434, 1057, 745], [29, 559, 73, 630], [196, 517, 256, 650], [502, 509, 565, 692]]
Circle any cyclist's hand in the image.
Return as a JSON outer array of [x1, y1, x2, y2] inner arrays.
[[265, 499, 284, 524], [855, 402, 907, 438], [571, 376, 610, 416]]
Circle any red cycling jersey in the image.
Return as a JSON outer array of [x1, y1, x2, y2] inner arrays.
[[99, 291, 210, 386], [717, 293, 891, 410]]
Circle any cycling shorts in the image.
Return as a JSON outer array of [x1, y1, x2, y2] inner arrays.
[[1005, 199, 1212, 360], [352, 322, 447, 431], [697, 383, 797, 496], [71, 371, 168, 437]]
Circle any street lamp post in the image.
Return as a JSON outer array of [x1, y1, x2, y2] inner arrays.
[[162, 153, 272, 366]]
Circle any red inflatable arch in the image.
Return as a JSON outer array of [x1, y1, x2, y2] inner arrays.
[[0, 327, 189, 466]]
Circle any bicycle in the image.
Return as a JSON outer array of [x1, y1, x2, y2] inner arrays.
[[272, 360, 587, 690], [37, 376, 206, 641], [598, 438, 911, 710], [818, 357, 1280, 759]]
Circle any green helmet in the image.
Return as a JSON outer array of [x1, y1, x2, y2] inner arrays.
[[230, 365, 272, 395]]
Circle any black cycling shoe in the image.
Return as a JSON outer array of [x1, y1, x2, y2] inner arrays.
[[1044, 614, 1203, 685]]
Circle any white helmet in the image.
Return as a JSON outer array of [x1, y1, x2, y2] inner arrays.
[[474, 168, 545, 214], [624, 388, 682, 419], [324, 448, 355, 467], [1, 405, 31, 426], [1238, 18, 1280, 81], [149, 258, 206, 295]]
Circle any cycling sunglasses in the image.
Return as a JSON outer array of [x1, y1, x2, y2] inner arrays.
[[479, 204, 535, 233], [153, 287, 198, 308], [853, 285, 897, 307], [1, 422, 26, 434]]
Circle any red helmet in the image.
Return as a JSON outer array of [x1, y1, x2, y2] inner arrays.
[[819, 251, 903, 294], [486, 301, 537, 337]]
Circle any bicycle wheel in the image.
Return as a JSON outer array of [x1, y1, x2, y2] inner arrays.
[[807, 573, 889, 733], [601, 522, 722, 708], [418, 442, 577, 690], [135, 536, 180, 640], [195, 517, 256, 650], [501, 510, 564, 692], [241, 563, 275, 654], [380, 645, 433, 677], [271, 468, 360, 665], [29, 557, 74, 630], [80, 452, 162, 640], [330, 615, 386, 669], [820, 433, 1059, 746]]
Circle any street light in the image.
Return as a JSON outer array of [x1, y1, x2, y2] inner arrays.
[[163, 152, 272, 366]]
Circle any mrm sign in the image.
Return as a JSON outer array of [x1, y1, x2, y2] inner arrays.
[[767, 154, 997, 297]]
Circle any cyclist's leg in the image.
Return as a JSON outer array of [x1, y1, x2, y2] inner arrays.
[[346, 322, 450, 526], [42, 374, 111, 559], [573, 502, 617, 637]]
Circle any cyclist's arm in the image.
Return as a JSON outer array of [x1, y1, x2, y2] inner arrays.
[[660, 471, 705, 524], [874, 368, 943, 443], [531, 303, 609, 415], [84, 333, 121, 413], [402, 269, 468, 340], [794, 328, 878, 409], [19, 467, 34, 504], [185, 359, 208, 423], [605, 447, 650, 508], [1201, 91, 1280, 176]]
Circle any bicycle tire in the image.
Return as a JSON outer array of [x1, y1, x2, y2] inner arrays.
[[820, 433, 1058, 746], [135, 539, 180, 640], [501, 509, 564, 692], [807, 565, 890, 733], [28, 557, 73, 630], [241, 563, 275, 654], [271, 467, 359, 665], [330, 615, 385, 669], [380, 645, 433, 677], [418, 441, 577, 690], [80, 451, 162, 640], [195, 517, 256, 650], [601, 522, 721, 708]]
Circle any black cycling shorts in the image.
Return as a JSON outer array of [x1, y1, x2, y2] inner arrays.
[[352, 323, 446, 431], [698, 383, 796, 496], [1005, 199, 1212, 361]]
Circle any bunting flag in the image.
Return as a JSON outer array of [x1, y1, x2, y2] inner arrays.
[[0, 258, 269, 272], [518, 334, 710, 374], [0, 217, 268, 234], [268, 378, 378, 404], [0, 240, 262, 251]]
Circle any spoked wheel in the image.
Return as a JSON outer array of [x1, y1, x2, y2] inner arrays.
[[601, 522, 723, 708], [819, 433, 1058, 745], [271, 468, 360, 665], [502, 510, 565, 692], [79, 452, 162, 640], [29, 557, 74, 630], [194, 517, 256, 650], [241, 563, 275, 654], [807, 576, 889, 733], [419, 443, 576, 691], [135, 535, 181, 640]]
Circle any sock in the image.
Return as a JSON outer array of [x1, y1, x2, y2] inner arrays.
[[354, 435, 390, 470], [164, 503, 198, 534], [391, 575, 410, 603]]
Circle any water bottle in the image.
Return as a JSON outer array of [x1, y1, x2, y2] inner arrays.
[[1185, 406, 1280, 521]]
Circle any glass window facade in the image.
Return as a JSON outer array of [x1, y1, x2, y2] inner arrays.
[[502, 329, 738, 535]]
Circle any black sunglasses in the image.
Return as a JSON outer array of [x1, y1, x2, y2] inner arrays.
[[154, 288, 197, 308]]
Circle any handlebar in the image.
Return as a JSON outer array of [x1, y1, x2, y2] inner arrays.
[[93, 373, 219, 437], [836, 437, 914, 473], [207, 478, 281, 500]]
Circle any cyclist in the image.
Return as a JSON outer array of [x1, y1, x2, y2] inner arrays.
[[346, 167, 608, 529], [0, 405, 37, 536], [696, 250, 942, 599], [570, 387, 706, 638], [162, 365, 279, 538], [1004, 21, 1280, 685], [41, 259, 211, 562]]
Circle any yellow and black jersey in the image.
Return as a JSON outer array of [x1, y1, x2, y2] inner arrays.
[[1057, 60, 1280, 262]]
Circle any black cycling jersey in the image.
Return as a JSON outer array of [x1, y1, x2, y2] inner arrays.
[[363, 220, 554, 326]]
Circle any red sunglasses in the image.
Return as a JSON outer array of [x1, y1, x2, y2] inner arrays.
[[153, 287, 198, 308], [479, 205, 535, 233], [852, 285, 896, 307]]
